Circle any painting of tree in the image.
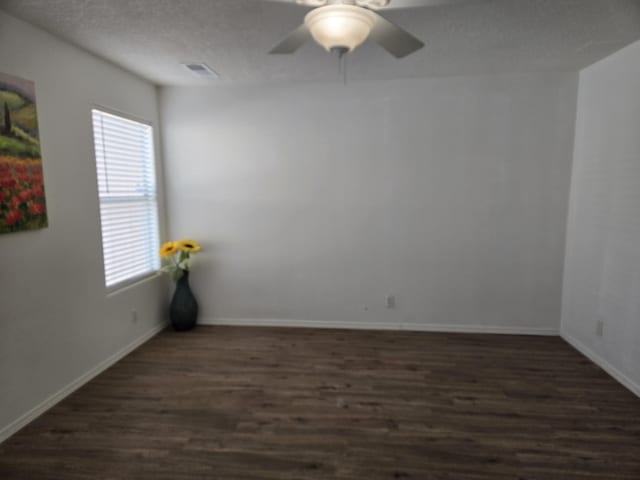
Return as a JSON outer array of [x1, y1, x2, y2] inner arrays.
[[0, 72, 48, 234]]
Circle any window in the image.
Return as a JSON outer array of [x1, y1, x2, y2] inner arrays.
[[91, 109, 160, 289]]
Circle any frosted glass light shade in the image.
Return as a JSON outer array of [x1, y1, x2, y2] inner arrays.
[[304, 4, 376, 52]]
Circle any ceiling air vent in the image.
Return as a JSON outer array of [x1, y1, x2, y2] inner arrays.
[[183, 63, 219, 79]]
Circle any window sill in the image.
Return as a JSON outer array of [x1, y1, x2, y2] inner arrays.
[[106, 272, 163, 298]]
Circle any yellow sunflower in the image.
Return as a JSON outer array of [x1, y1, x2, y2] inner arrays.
[[160, 241, 179, 257], [178, 239, 201, 253]]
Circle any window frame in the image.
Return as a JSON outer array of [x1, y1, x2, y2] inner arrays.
[[90, 106, 161, 293]]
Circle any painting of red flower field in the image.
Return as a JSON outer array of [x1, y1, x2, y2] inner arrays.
[[0, 72, 47, 234]]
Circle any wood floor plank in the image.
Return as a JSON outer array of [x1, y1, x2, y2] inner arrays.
[[1, 326, 639, 479]]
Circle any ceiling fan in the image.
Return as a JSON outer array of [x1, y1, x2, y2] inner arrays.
[[266, 0, 460, 58]]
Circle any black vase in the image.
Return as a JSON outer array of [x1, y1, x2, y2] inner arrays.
[[169, 271, 198, 331]]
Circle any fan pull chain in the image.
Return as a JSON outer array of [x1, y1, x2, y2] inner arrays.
[[340, 51, 348, 85], [331, 46, 349, 85]]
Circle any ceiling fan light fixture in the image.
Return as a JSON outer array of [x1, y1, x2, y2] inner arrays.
[[304, 4, 376, 52]]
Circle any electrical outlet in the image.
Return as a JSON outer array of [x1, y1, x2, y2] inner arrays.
[[596, 319, 604, 338], [131, 309, 138, 323], [386, 295, 395, 309]]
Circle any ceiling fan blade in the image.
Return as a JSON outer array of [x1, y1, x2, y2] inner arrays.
[[369, 12, 425, 58], [269, 24, 311, 54], [376, 0, 472, 9]]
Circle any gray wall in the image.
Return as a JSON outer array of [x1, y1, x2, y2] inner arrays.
[[0, 12, 167, 438], [562, 40, 640, 396], [161, 73, 578, 333]]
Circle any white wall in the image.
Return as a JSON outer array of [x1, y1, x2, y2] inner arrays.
[[161, 72, 577, 333], [561, 40, 640, 396], [0, 12, 167, 439]]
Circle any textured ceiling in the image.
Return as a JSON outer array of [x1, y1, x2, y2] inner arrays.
[[2, 0, 640, 86]]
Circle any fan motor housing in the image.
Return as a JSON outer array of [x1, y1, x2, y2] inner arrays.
[[297, 0, 390, 9]]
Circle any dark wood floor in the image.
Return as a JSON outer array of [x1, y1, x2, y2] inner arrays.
[[1, 326, 639, 479]]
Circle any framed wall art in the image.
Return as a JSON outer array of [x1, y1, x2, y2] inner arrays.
[[0, 72, 47, 234]]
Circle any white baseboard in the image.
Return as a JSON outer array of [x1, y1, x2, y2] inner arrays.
[[200, 317, 558, 336], [0, 322, 167, 445], [561, 330, 640, 398]]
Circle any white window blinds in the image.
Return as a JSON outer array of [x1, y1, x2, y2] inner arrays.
[[92, 109, 160, 288]]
